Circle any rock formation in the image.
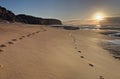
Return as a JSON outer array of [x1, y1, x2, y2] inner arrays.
[[0, 6, 15, 22], [0, 6, 62, 25], [15, 14, 62, 25]]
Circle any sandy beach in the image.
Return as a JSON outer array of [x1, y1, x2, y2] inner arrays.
[[0, 23, 120, 79]]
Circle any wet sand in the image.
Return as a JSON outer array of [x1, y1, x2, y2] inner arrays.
[[100, 30, 120, 59], [0, 23, 120, 79]]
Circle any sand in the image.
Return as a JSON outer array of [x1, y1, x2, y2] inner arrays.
[[0, 23, 120, 79]]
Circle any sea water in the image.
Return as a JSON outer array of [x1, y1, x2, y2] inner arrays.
[[108, 32, 120, 45], [108, 40, 120, 45]]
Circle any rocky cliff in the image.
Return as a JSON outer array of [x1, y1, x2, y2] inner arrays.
[[0, 6, 62, 25], [15, 14, 62, 25], [0, 6, 15, 22]]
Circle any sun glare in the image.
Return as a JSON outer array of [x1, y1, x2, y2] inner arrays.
[[96, 15, 103, 20], [94, 13, 105, 21]]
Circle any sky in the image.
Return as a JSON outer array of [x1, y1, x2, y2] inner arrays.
[[0, 0, 120, 21]]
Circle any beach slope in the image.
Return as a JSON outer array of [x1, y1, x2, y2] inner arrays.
[[0, 24, 120, 79]]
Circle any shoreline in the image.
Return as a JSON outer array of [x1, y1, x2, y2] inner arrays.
[[100, 30, 120, 59]]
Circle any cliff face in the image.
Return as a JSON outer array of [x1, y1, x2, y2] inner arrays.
[[15, 14, 62, 25], [0, 6, 62, 25], [41, 18, 62, 25], [15, 14, 43, 24], [0, 6, 15, 22]]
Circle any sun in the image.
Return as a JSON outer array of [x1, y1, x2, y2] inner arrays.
[[96, 15, 103, 20], [94, 13, 104, 21]]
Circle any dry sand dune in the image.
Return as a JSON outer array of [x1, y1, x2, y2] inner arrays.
[[0, 23, 120, 79]]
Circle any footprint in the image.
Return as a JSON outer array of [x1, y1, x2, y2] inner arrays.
[[43, 29, 47, 31], [73, 39, 76, 42], [36, 31, 40, 33], [32, 33, 35, 35], [0, 64, 4, 68], [7, 42, 14, 44], [12, 39, 17, 41], [99, 76, 104, 79], [0, 44, 6, 48], [0, 49, 3, 52], [78, 51, 81, 53], [75, 47, 77, 49], [27, 34, 31, 37], [80, 56, 84, 58], [27, 35, 29, 37], [88, 63, 94, 67], [19, 38, 23, 40], [22, 36, 25, 38]]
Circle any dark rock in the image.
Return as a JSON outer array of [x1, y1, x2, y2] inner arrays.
[[63, 26, 79, 30], [51, 25, 79, 30], [42, 18, 62, 25], [0, 6, 62, 25], [15, 14, 62, 25], [0, 6, 15, 22], [15, 14, 43, 24]]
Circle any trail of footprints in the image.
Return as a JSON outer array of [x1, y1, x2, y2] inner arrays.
[[0, 30, 104, 79], [70, 34, 95, 67], [0, 29, 47, 69], [70, 33, 105, 79]]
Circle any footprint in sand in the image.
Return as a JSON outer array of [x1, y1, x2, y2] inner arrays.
[[88, 63, 94, 67], [11, 39, 17, 41], [74, 43, 77, 46], [27, 34, 31, 37], [73, 39, 76, 42], [0, 64, 4, 69], [36, 31, 40, 33], [22, 36, 25, 38], [75, 47, 77, 49], [32, 33, 35, 35], [19, 37, 23, 40], [19, 36, 25, 40], [7, 41, 14, 44], [80, 56, 84, 58], [43, 29, 47, 31], [78, 51, 81, 53], [0, 44, 7, 48], [99, 76, 104, 79], [0, 49, 3, 52]]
